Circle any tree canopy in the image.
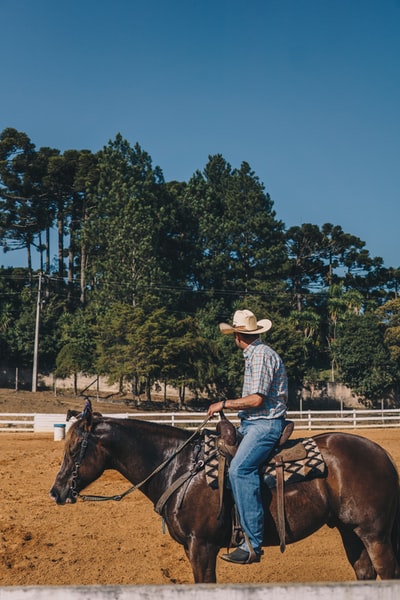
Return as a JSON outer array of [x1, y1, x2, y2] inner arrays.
[[1, 128, 399, 407]]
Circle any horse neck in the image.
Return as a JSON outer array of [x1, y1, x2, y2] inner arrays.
[[101, 419, 190, 497]]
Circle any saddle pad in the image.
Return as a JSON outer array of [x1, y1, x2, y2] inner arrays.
[[204, 430, 219, 488], [263, 438, 325, 488], [203, 432, 325, 489]]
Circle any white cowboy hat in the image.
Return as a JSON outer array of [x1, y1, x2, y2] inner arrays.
[[219, 309, 272, 335]]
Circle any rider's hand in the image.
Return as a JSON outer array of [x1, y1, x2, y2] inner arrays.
[[207, 400, 225, 417]]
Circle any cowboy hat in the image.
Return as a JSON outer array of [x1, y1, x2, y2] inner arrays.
[[219, 309, 272, 335]]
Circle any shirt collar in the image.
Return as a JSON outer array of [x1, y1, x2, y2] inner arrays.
[[243, 338, 262, 358]]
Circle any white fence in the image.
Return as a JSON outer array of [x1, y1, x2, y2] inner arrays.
[[0, 413, 35, 432], [1, 408, 400, 433]]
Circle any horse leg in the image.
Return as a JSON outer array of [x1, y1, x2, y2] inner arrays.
[[337, 525, 376, 580], [184, 539, 219, 583], [358, 535, 400, 580]]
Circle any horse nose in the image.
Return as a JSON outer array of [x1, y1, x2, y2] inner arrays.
[[49, 484, 75, 505], [49, 487, 59, 502], [49, 486, 65, 505]]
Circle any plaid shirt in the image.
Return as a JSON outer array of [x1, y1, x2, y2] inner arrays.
[[238, 339, 288, 420]]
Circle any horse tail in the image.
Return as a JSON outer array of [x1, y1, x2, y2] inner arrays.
[[397, 494, 400, 563], [392, 490, 400, 565]]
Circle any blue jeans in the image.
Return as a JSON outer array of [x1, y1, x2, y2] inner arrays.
[[229, 417, 285, 555]]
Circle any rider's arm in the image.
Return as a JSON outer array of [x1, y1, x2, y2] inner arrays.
[[207, 393, 264, 417]]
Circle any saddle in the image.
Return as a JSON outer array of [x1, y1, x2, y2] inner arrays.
[[216, 412, 294, 462], [214, 412, 323, 553]]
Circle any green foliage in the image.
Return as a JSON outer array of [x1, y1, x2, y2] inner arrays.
[[55, 309, 97, 379], [83, 134, 166, 307], [376, 299, 400, 377], [332, 313, 396, 404], [0, 129, 44, 270], [1, 127, 400, 405], [94, 302, 214, 401], [185, 155, 286, 313]]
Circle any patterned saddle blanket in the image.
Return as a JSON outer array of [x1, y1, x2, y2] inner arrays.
[[204, 431, 326, 489]]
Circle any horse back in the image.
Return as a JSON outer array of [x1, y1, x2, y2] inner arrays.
[[314, 431, 398, 476], [313, 431, 399, 510]]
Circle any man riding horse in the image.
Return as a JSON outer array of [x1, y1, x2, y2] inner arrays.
[[208, 309, 288, 564]]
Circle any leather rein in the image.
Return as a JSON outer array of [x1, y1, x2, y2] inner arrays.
[[70, 416, 212, 504]]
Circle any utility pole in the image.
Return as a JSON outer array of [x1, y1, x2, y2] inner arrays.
[[32, 272, 42, 393]]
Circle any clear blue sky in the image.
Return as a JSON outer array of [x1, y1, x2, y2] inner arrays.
[[1, 0, 399, 269]]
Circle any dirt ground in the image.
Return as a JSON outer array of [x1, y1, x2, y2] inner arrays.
[[0, 388, 152, 415], [0, 390, 400, 585]]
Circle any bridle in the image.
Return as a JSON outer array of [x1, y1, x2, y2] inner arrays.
[[70, 430, 90, 500], [69, 416, 212, 503]]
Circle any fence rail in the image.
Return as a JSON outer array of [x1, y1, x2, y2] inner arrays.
[[130, 408, 400, 430], [1, 408, 400, 433], [0, 413, 35, 432]]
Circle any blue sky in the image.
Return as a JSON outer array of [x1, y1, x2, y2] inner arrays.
[[1, 0, 399, 269]]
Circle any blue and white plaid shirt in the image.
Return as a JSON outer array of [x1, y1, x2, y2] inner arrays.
[[238, 339, 288, 420]]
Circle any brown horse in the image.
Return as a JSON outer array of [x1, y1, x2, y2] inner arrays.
[[50, 408, 400, 583]]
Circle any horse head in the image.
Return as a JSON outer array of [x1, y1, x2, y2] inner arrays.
[[50, 403, 107, 505]]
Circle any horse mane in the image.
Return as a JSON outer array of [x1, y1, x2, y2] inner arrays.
[[90, 415, 191, 442]]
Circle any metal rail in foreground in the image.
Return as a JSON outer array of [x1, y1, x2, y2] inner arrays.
[[1, 582, 400, 600]]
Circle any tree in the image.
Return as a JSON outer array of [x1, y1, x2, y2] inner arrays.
[[332, 313, 396, 405], [384, 267, 400, 299], [225, 162, 287, 294], [95, 302, 213, 404], [157, 313, 215, 406], [32, 146, 60, 273], [325, 283, 364, 381], [186, 155, 286, 314], [156, 180, 199, 311], [184, 154, 233, 301], [0, 128, 49, 274], [54, 309, 97, 395], [285, 224, 326, 312], [95, 302, 175, 400], [83, 134, 166, 307], [0, 268, 25, 365], [289, 306, 322, 363], [43, 148, 99, 305], [320, 223, 365, 286], [376, 299, 400, 375]]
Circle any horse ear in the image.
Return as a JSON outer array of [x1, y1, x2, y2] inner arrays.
[[80, 398, 93, 431]]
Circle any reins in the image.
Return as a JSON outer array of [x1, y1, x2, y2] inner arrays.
[[74, 415, 213, 503]]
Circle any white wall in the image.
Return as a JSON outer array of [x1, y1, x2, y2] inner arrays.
[[1, 582, 400, 600]]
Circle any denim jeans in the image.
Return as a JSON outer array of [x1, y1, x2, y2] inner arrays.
[[229, 417, 285, 555]]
